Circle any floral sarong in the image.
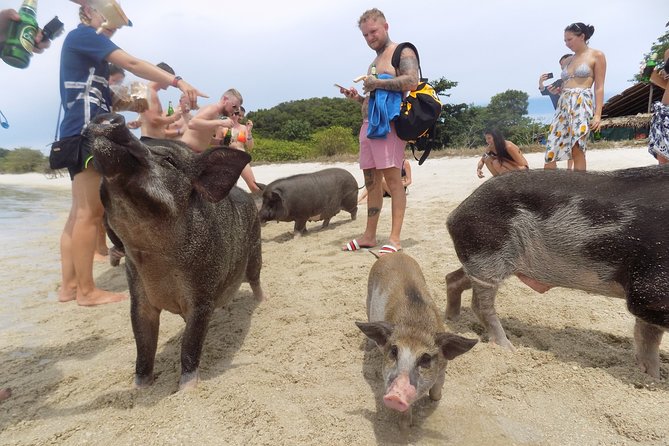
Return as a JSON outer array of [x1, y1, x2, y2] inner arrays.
[[544, 88, 594, 163], [649, 101, 669, 161]]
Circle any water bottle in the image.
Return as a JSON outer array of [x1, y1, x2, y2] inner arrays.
[[1, 0, 39, 69], [370, 64, 378, 98]]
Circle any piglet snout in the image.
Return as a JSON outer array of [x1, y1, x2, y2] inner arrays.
[[383, 374, 416, 412]]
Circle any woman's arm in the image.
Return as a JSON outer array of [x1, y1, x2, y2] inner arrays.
[[591, 50, 607, 131]]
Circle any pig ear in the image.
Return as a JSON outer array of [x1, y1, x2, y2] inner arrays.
[[355, 321, 394, 347], [435, 333, 478, 360], [193, 147, 251, 202]]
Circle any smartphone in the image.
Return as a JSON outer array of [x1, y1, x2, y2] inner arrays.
[[546, 73, 554, 79]]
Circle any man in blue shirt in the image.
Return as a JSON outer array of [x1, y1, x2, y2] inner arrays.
[[55, 1, 207, 306]]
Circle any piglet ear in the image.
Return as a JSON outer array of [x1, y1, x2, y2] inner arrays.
[[435, 332, 478, 360], [193, 147, 251, 202], [355, 321, 394, 347]]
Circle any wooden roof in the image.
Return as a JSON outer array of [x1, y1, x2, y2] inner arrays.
[[602, 82, 664, 118]]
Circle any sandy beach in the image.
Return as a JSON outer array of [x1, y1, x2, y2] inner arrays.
[[1, 147, 668, 446]]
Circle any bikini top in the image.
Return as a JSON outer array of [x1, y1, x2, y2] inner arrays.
[[561, 59, 593, 81]]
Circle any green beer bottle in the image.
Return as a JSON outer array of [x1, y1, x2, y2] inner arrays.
[[1, 0, 39, 69], [166, 101, 174, 116]]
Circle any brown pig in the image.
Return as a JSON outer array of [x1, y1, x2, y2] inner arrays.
[[356, 252, 477, 431]]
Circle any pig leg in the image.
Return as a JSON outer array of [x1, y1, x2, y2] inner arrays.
[[246, 238, 267, 301], [293, 219, 308, 236], [131, 296, 161, 388], [429, 370, 445, 401], [398, 409, 412, 433], [445, 267, 471, 321], [471, 281, 515, 351], [321, 217, 332, 229], [179, 308, 214, 390], [633, 318, 663, 379]]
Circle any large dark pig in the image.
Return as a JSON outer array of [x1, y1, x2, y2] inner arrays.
[[258, 168, 358, 236], [356, 252, 477, 431], [446, 166, 669, 378], [85, 113, 266, 390]]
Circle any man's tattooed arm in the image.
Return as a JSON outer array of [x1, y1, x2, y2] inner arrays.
[[381, 48, 420, 91]]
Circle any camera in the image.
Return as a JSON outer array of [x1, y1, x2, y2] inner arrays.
[[41, 16, 64, 42]]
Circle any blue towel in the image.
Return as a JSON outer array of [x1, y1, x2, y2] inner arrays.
[[367, 74, 402, 139]]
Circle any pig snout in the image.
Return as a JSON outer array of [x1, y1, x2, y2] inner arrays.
[[87, 113, 134, 145], [383, 374, 416, 412]]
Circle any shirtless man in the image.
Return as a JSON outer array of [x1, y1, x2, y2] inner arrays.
[[165, 93, 193, 139], [137, 62, 183, 140], [213, 106, 261, 194], [180, 88, 242, 152], [339, 8, 419, 255]]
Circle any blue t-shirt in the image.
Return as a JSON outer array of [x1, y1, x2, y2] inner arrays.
[[59, 24, 120, 138]]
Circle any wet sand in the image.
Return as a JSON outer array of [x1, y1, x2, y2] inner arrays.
[[0, 147, 667, 445]]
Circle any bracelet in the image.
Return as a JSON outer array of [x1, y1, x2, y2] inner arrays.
[[172, 76, 182, 87]]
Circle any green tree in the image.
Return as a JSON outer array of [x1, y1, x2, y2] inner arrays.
[[0, 148, 47, 173], [248, 97, 361, 139], [0, 148, 10, 158], [633, 29, 669, 83], [483, 89, 529, 131], [312, 126, 358, 157], [278, 119, 312, 140]]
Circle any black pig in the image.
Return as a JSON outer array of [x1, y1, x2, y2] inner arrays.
[[258, 168, 358, 236], [85, 114, 266, 390]]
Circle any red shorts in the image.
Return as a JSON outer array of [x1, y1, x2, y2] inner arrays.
[[358, 120, 406, 170]]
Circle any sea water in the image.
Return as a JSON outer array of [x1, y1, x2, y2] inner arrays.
[[0, 185, 70, 330]]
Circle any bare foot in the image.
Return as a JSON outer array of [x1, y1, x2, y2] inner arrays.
[[76, 288, 128, 306], [0, 388, 11, 402], [94, 253, 109, 263], [58, 287, 77, 303]]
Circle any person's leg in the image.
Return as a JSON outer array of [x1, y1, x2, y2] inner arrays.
[[572, 141, 586, 172], [70, 167, 126, 306], [343, 168, 381, 250], [544, 161, 557, 170], [58, 195, 78, 302], [657, 154, 668, 165], [485, 156, 504, 176], [382, 167, 405, 250], [567, 159, 574, 170], [240, 164, 261, 194]]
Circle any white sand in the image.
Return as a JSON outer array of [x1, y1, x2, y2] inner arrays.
[[1, 147, 667, 446]]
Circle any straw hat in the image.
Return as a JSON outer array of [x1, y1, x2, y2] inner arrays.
[[70, 0, 132, 31]]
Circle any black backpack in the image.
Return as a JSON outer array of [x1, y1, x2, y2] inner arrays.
[[391, 42, 442, 165]]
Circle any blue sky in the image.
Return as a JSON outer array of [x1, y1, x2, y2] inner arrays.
[[1, 0, 667, 151]]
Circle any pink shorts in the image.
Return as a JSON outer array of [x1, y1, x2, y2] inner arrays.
[[359, 120, 406, 170]]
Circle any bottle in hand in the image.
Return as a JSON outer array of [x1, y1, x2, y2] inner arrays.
[[1, 0, 39, 69]]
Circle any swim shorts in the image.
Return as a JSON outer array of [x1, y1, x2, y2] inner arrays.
[[359, 120, 406, 170]]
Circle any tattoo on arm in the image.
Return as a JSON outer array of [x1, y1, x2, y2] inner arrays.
[[368, 207, 380, 217], [383, 50, 420, 91]]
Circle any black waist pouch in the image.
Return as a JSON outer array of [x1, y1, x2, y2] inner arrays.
[[49, 135, 81, 170]]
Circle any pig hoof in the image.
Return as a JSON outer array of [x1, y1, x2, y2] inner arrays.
[[134, 375, 154, 389], [635, 355, 660, 379], [444, 308, 461, 321], [178, 371, 199, 391]]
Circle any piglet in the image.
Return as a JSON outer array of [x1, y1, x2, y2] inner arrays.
[[356, 252, 477, 431]]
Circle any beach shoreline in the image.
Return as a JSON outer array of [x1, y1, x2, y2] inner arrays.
[[1, 146, 667, 446]]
